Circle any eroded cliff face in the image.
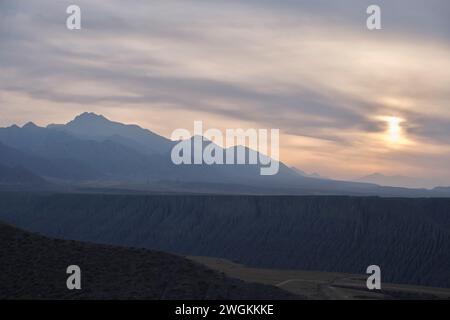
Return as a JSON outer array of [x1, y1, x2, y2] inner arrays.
[[1, 193, 449, 288]]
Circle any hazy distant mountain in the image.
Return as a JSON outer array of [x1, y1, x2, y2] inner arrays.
[[48, 112, 173, 155], [291, 167, 326, 179], [434, 186, 450, 192], [356, 173, 438, 189]]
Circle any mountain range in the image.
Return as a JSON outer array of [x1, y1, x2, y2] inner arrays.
[[0, 164, 46, 187], [355, 173, 441, 189], [0, 112, 449, 197]]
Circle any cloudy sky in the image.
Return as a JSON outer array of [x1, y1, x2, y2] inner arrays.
[[1, 0, 449, 185]]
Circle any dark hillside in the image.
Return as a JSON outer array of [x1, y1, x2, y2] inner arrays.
[[0, 221, 298, 299]]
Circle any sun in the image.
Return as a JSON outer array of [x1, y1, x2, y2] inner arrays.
[[386, 116, 402, 142], [379, 116, 405, 144]]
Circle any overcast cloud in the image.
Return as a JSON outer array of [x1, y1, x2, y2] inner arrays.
[[1, 0, 449, 185]]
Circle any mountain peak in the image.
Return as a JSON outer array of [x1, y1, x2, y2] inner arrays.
[[22, 122, 39, 129], [72, 112, 108, 123]]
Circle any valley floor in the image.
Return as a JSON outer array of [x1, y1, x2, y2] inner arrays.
[[189, 256, 450, 300]]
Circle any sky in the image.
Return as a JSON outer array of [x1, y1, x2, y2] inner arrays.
[[1, 0, 450, 186]]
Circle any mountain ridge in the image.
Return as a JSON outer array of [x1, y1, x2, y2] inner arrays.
[[356, 172, 440, 189], [0, 113, 449, 197], [48, 112, 173, 155]]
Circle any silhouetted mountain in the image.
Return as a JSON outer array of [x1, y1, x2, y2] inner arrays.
[[0, 114, 449, 196], [32, 136, 159, 179], [0, 164, 46, 186], [166, 137, 298, 185], [0, 123, 166, 180], [48, 112, 173, 155], [1, 193, 449, 288], [0, 221, 299, 299], [0, 118, 326, 187], [0, 141, 99, 180]]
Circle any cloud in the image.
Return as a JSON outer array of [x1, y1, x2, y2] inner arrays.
[[1, 0, 449, 183]]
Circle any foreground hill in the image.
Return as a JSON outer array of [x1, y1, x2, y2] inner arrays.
[[1, 193, 449, 288], [0, 221, 298, 300]]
